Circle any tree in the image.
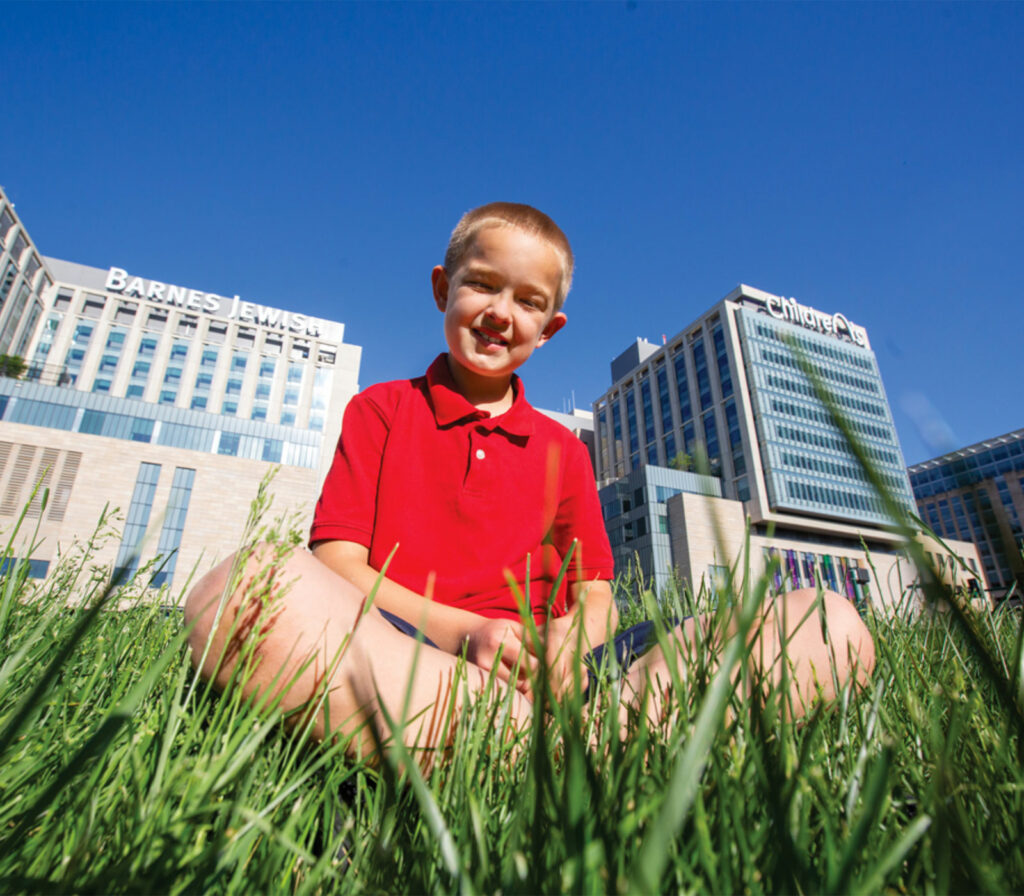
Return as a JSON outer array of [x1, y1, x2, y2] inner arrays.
[[668, 451, 693, 472], [0, 355, 26, 379]]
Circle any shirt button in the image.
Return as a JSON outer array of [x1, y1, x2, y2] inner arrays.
[[475, 449, 486, 460]]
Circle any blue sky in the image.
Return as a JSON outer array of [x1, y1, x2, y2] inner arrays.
[[3, 2, 1021, 465]]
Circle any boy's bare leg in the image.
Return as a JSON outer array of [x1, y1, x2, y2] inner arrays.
[[184, 545, 534, 764], [620, 588, 876, 728]]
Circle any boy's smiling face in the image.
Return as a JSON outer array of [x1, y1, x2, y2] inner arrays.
[[432, 225, 567, 408]]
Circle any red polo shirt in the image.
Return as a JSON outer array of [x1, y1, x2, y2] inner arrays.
[[309, 354, 614, 624]]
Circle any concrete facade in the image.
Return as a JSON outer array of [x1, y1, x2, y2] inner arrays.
[[667, 490, 984, 613], [0, 184, 360, 596]]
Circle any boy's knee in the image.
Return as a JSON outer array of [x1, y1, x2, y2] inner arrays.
[[183, 542, 292, 686], [776, 588, 875, 684]]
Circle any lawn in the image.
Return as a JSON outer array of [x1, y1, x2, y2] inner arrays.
[[1, 493, 1022, 896]]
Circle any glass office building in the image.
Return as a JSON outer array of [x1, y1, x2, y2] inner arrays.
[[593, 285, 981, 607], [909, 428, 1024, 601], [0, 185, 361, 594]]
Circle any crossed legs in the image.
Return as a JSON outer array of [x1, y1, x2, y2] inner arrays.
[[184, 547, 876, 765]]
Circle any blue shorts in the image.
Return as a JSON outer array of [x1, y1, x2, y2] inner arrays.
[[376, 608, 684, 698]]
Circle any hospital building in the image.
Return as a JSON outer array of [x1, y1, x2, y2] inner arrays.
[[592, 285, 985, 608], [0, 185, 361, 593]]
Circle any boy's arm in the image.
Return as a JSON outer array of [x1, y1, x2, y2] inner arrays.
[[540, 578, 618, 697], [312, 540, 539, 690]]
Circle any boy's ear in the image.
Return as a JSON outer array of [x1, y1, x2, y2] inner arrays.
[[431, 266, 449, 311], [537, 311, 568, 346]]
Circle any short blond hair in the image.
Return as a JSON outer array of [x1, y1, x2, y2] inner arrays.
[[444, 202, 574, 311]]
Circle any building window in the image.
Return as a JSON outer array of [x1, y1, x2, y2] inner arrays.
[[262, 439, 283, 463], [146, 311, 168, 331], [218, 433, 240, 456], [113, 462, 161, 579], [0, 207, 14, 244], [207, 321, 227, 344], [131, 418, 154, 443], [150, 467, 196, 587]]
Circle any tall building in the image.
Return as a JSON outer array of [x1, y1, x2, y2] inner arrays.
[[0, 196, 52, 363], [909, 428, 1024, 601], [0, 185, 360, 593], [593, 285, 984, 606]]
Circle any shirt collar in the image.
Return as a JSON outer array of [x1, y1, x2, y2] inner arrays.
[[424, 354, 536, 436]]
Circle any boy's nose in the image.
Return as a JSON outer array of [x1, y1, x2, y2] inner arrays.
[[485, 291, 513, 323]]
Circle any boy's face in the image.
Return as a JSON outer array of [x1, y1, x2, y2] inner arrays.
[[432, 225, 567, 393]]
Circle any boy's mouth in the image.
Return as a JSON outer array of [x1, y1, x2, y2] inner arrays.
[[474, 328, 508, 348]]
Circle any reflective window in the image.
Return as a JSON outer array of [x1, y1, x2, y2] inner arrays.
[[114, 463, 161, 578], [218, 433, 240, 456], [151, 467, 196, 587]]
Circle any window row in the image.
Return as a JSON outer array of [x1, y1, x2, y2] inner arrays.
[[753, 321, 875, 371], [758, 346, 880, 395], [764, 372, 888, 419], [785, 477, 886, 516], [769, 397, 895, 444]]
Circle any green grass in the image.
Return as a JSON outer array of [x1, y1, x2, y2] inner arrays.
[[1, 495, 1023, 895]]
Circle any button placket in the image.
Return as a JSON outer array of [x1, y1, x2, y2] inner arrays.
[[464, 426, 491, 494]]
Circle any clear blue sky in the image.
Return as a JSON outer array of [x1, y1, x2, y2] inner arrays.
[[3, 2, 1021, 465]]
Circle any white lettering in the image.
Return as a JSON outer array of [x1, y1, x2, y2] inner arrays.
[[257, 305, 282, 327], [104, 268, 323, 339], [106, 267, 128, 290], [759, 295, 868, 348], [167, 285, 187, 306]]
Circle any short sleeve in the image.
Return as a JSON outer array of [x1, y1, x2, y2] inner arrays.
[[309, 390, 393, 548], [550, 436, 614, 586]]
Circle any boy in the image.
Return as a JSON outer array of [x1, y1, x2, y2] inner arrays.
[[185, 203, 874, 761]]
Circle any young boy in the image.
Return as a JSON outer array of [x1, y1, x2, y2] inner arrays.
[[184, 203, 874, 761]]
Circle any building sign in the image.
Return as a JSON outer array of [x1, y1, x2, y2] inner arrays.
[[104, 267, 321, 337], [764, 295, 868, 348]]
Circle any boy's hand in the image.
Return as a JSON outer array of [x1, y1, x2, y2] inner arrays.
[[536, 614, 585, 699], [463, 619, 538, 696]]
